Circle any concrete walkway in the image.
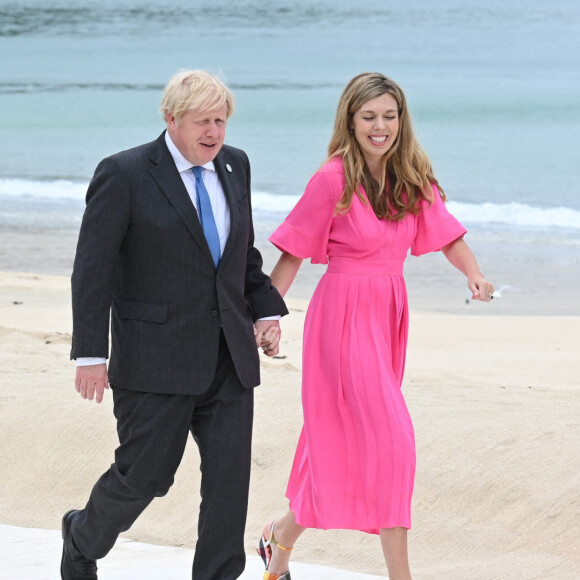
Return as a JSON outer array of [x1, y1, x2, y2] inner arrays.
[[0, 524, 384, 579]]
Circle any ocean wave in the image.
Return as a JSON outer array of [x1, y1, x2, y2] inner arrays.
[[1, 179, 579, 230], [0, 81, 338, 95], [0, 4, 399, 37], [0, 178, 87, 201], [255, 194, 580, 230], [447, 201, 580, 230], [1, 3, 572, 38]]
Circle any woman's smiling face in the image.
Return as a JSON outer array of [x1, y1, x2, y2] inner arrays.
[[351, 92, 399, 172]]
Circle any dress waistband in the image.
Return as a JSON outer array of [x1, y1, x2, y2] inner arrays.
[[327, 257, 403, 276]]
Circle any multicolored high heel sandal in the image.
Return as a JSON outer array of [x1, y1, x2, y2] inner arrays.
[[257, 521, 293, 580]]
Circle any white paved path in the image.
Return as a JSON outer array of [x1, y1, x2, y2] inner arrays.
[[0, 524, 384, 579]]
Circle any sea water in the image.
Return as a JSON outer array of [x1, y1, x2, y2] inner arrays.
[[1, 0, 579, 313]]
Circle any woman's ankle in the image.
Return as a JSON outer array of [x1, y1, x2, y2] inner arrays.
[[273, 512, 304, 547]]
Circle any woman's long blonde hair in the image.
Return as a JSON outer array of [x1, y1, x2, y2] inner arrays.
[[327, 72, 445, 220]]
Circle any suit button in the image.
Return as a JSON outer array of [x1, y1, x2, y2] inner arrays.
[[211, 310, 218, 317]]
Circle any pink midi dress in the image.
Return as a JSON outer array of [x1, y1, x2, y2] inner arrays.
[[269, 158, 467, 533]]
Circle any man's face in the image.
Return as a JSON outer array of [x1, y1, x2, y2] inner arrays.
[[167, 105, 228, 166]]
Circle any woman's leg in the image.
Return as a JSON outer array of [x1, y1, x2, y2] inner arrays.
[[264, 510, 305, 575], [380, 527, 412, 580]]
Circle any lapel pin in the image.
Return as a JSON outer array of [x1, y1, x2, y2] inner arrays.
[[225, 163, 232, 173]]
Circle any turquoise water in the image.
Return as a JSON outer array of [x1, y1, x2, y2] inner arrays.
[[2, 0, 579, 204], [1, 0, 579, 313]]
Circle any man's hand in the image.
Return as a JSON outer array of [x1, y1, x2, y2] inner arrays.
[[254, 319, 281, 357], [75, 363, 109, 403]]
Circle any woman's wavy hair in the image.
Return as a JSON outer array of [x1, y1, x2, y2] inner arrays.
[[327, 72, 445, 220]]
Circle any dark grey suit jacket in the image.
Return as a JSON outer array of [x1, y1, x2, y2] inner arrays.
[[71, 132, 287, 395]]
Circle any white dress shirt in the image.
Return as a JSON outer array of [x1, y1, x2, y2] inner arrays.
[[164, 131, 231, 255]]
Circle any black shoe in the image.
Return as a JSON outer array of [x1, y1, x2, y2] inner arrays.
[[61, 509, 98, 580]]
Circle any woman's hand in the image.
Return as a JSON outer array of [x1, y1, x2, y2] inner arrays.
[[442, 238, 494, 302], [468, 274, 495, 302]]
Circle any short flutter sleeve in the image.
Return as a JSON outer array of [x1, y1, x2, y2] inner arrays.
[[411, 184, 467, 256], [269, 168, 339, 264]]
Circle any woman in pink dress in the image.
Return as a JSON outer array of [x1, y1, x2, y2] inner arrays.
[[256, 73, 494, 580]]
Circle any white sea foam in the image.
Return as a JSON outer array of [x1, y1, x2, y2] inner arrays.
[[256, 193, 580, 230], [0, 178, 86, 201], [447, 201, 580, 230], [250, 191, 300, 213], [1, 179, 579, 230]]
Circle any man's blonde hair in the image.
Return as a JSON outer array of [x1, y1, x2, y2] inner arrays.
[[160, 70, 235, 123]]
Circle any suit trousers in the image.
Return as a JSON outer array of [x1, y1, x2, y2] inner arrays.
[[69, 332, 254, 579]]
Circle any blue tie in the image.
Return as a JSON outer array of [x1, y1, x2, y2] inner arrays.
[[192, 166, 220, 267]]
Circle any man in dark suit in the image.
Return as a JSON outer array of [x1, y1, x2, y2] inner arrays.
[[61, 70, 288, 580]]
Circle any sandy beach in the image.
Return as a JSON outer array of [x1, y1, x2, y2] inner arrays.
[[0, 270, 578, 579], [2, 0, 579, 576]]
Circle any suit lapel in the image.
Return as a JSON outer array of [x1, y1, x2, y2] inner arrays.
[[148, 134, 216, 266], [214, 149, 243, 264]]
